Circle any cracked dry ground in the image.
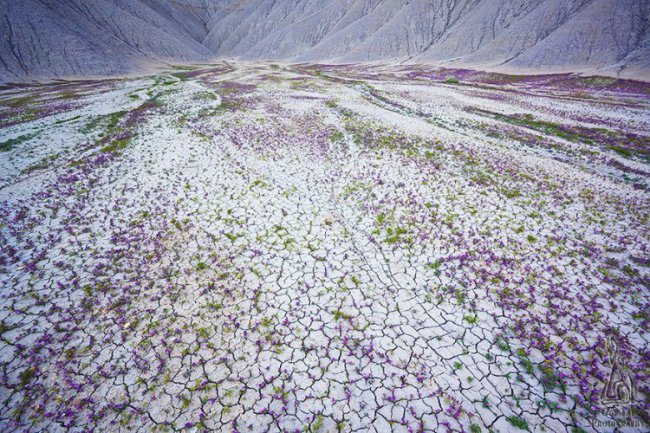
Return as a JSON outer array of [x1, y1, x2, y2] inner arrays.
[[0, 64, 649, 433]]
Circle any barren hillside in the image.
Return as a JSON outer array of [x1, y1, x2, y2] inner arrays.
[[1, 0, 648, 81]]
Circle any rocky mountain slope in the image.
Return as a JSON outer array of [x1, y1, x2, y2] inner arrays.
[[1, 0, 648, 82]]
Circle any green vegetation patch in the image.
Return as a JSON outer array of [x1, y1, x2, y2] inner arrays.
[[0, 131, 40, 152], [506, 415, 529, 430]]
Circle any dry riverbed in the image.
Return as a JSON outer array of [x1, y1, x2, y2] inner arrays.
[[0, 63, 648, 432]]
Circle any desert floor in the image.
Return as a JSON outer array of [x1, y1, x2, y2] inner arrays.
[[0, 63, 648, 432]]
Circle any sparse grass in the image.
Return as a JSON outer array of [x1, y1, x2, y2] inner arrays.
[[502, 188, 521, 199], [225, 233, 239, 242], [330, 130, 344, 142], [521, 356, 535, 375], [333, 310, 352, 321], [0, 320, 16, 335], [193, 91, 217, 101], [0, 132, 39, 152], [81, 110, 126, 134], [101, 137, 131, 153], [18, 367, 35, 387], [610, 145, 632, 157], [107, 110, 128, 130], [496, 338, 510, 352], [311, 414, 324, 432], [384, 226, 408, 244], [206, 302, 222, 310], [54, 114, 82, 124], [325, 99, 337, 108], [4, 95, 37, 108], [197, 327, 210, 339], [506, 416, 529, 430], [171, 72, 190, 81], [539, 364, 565, 392]]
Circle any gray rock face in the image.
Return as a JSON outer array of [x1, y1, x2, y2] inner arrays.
[[0, 0, 213, 82], [1, 0, 648, 82]]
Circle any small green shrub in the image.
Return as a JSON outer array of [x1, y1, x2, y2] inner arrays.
[[506, 416, 529, 430]]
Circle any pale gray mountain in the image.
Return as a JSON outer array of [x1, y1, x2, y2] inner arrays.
[[1, 0, 648, 82], [0, 0, 213, 82]]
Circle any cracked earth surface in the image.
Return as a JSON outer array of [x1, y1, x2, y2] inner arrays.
[[0, 64, 649, 432]]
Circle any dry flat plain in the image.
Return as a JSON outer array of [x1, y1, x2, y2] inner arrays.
[[0, 63, 648, 433]]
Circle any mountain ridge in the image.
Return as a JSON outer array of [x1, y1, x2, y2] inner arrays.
[[1, 0, 648, 82]]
